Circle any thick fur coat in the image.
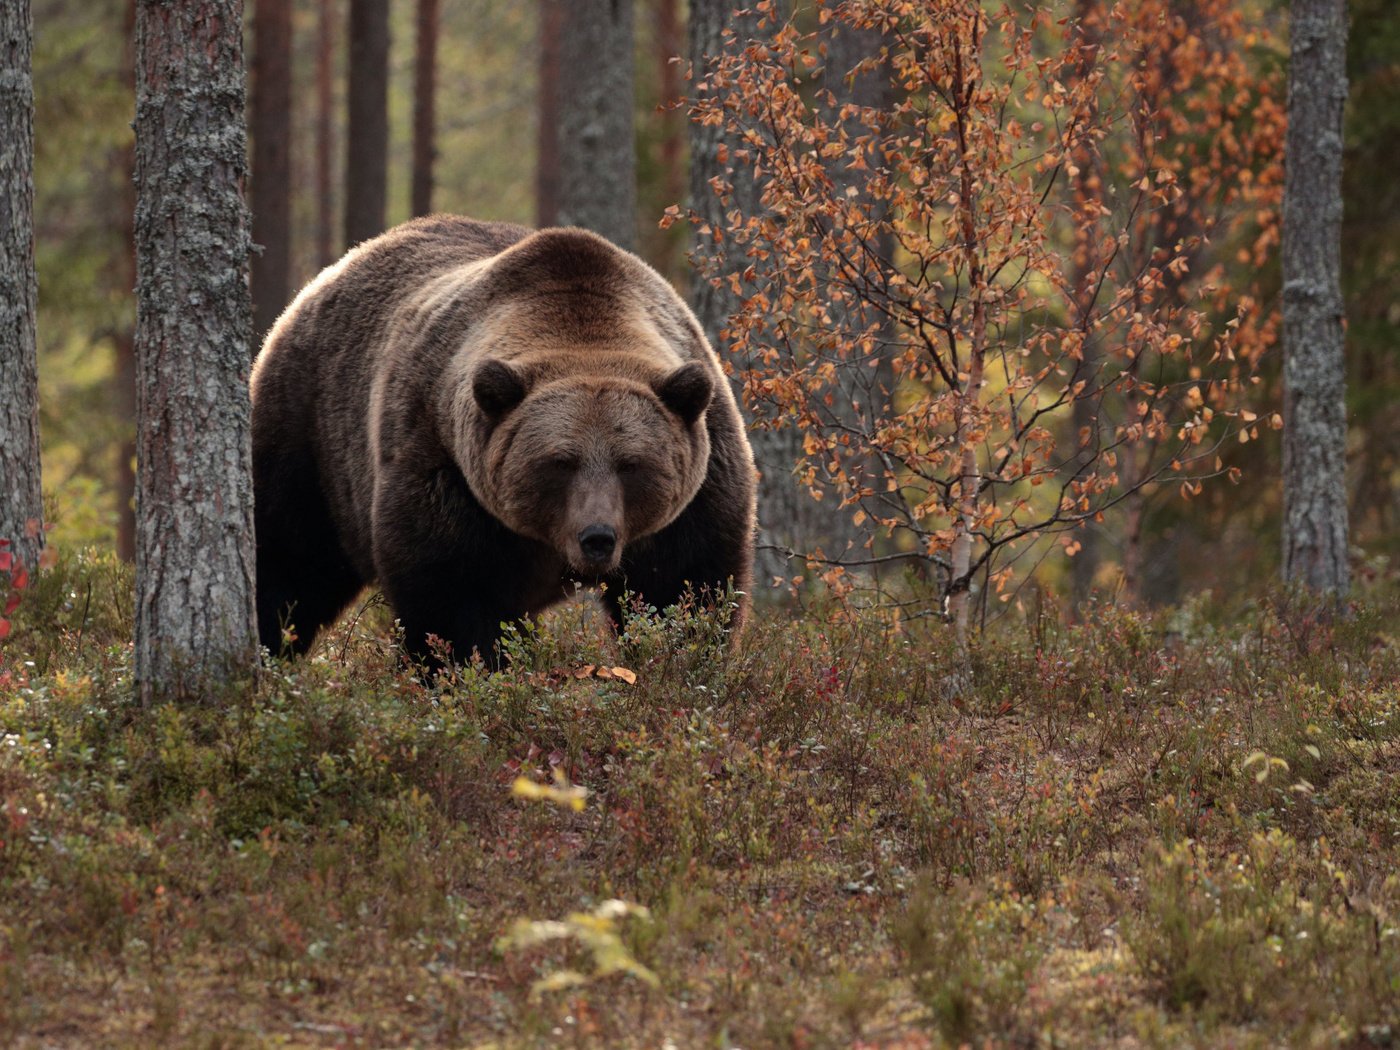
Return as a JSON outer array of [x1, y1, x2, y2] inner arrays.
[[251, 215, 757, 663]]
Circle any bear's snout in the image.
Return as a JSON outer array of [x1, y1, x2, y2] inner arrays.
[[578, 523, 617, 566]]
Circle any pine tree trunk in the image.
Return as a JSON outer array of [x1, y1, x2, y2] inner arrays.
[[251, 0, 293, 344], [114, 0, 138, 562], [823, 19, 892, 563], [411, 0, 439, 217], [0, 0, 43, 571], [345, 0, 389, 246], [556, 0, 636, 249], [535, 0, 563, 227], [133, 0, 258, 704], [689, 0, 806, 587], [1282, 0, 1350, 597], [316, 0, 336, 266]]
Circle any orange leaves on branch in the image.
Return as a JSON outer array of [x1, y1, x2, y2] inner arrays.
[[689, 0, 1277, 606]]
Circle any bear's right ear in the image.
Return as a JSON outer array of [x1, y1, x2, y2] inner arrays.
[[472, 360, 528, 418]]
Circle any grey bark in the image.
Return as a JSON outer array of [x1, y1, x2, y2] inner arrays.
[[1282, 0, 1350, 596], [0, 0, 42, 571], [556, 0, 636, 250], [251, 0, 293, 344], [411, 0, 440, 217], [689, 0, 808, 586], [134, 0, 258, 703], [822, 19, 891, 563], [345, 0, 389, 246]]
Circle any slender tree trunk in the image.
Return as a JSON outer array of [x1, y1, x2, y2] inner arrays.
[[134, 0, 258, 703], [316, 0, 336, 267], [344, 0, 389, 246], [1282, 0, 1350, 597], [535, 0, 563, 227], [411, 0, 439, 217], [0, 0, 43, 571], [556, 0, 636, 249], [251, 0, 293, 344]]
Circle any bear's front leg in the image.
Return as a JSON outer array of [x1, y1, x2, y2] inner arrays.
[[372, 465, 550, 670]]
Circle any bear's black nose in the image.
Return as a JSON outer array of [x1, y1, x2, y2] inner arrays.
[[579, 524, 617, 564]]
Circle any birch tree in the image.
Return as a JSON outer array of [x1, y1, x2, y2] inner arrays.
[[133, 0, 258, 703], [1282, 0, 1350, 596]]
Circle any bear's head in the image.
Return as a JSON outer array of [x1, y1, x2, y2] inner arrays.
[[467, 358, 714, 575]]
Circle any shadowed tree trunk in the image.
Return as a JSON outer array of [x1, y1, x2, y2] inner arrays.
[[251, 0, 292, 344], [345, 0, 389, 246], [133, 0, 258, 703], [316, 0, 337, 266], [535, 0, 563, 227], [656, 0, 684, 214], [0, 0, 43, 571], [1282, 0, 1350, 596], [690, 0, 807, 588], [823, 17, 893, 566], [411, 0, 439, 217], [556, 0, 636, 249]]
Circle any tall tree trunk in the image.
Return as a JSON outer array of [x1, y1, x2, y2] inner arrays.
[[690, 0, 806, 587], [556, 0, 636, 249], [823, 18, 892, 564], [0, 0, 43, 571], [411, 0, 439, 217], [114, 0, 138, 562], [1282, 0, 1350, 597], [316, 0, 337, 266], [344, 0, 389, 246], [134, 0, 258, 703], [251, 0, 293, 344], [656, 0, 683, 211], [535, 0, 563, 227]]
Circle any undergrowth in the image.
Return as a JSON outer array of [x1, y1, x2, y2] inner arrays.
[[1, 549, 1398, 1047]]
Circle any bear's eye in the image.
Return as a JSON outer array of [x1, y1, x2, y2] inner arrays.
[[548, 454, 579, 472], [616, 458, 640, 476]]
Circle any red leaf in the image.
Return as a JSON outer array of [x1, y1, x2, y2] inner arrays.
[[0, 619, 10, 641], [0, 552, 10, 572], [11, 567, 27, 591], [3, 593, 18, 616]]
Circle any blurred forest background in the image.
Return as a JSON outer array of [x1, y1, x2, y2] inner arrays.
[[29, 0, 1400, 605]]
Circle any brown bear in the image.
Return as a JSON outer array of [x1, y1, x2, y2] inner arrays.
[[250, 215, 757, 664]]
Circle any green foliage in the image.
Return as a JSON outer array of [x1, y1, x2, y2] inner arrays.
[[3, 550, 1400, 1044]]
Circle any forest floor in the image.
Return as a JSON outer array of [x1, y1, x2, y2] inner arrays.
[[1, 551, 1399, 1048]]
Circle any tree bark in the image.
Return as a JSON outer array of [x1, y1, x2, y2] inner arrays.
[[535, 0, 563, 227], [316, 0, 336, 267], [823, 18, 892, 564], [134, 0, 258, 703], [689, 0, 808, 587], [0, 0, 43, 571], [251, 0, 293, 344], [411, 0, 439, 217], [344, 0, 389, 246], [114, 0, 138, 562], [1282, 0, 1350, 597], [556, 0, 636, 249]]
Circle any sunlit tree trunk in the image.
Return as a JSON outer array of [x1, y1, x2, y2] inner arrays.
[[134, 0, 258, 703], [557, 0, 635, 249], [1282, 0, 1350, 597], [316, 0, 337, 266], [345, 0, 388, 246], [251, 0, 292, 343], [411, 0, 439, 217], [0, 0, 43, 571]]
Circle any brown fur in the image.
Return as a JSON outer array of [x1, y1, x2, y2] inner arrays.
[[251, 215, 757, 664]]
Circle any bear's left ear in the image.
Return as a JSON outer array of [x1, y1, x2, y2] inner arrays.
[[654, 362, 714, 426], [473, 359, 528, 418]]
